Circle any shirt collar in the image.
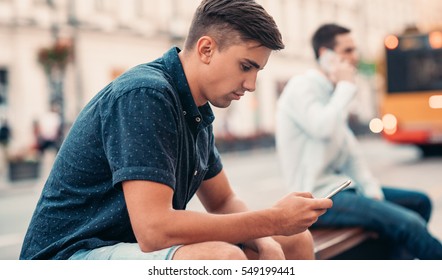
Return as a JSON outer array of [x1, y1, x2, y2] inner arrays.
[[162, 47, 215, 129]]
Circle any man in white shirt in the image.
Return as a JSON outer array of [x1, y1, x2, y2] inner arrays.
[[276, 23, 442, 259]]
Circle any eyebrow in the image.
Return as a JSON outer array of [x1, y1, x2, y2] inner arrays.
[[244, 59, 263, 70]]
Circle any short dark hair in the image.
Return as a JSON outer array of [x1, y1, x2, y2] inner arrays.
[[311, 23, 350, 59], [184, 0, 284, 51]]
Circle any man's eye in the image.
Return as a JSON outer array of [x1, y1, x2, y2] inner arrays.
[[241, 64, 252, 72]]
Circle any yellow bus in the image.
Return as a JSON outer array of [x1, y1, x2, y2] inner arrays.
[[372, 30, 442, 155]]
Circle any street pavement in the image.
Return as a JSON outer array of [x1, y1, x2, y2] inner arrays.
[[0, 136, 441, 259]]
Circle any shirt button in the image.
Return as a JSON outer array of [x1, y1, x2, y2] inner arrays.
[[195, 117, 201, 122], [183, 111, 187, 116], [194, 170, 198, 176]]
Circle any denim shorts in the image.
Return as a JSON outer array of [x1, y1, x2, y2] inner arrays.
[[68, 243, 182, 260]]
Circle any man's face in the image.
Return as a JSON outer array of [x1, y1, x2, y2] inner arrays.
[[199, 41, 272, 108], [333, 33, 358, 67]]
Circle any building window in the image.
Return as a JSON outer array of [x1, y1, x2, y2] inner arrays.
[[0, 68, 8, 106]]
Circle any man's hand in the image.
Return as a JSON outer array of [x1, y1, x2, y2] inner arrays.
[[330, 59, 356, 84], [243, 237, 285, 260], [270, 192, 332, 236]]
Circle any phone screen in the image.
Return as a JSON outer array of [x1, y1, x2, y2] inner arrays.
[[325, 180, 351, 199]]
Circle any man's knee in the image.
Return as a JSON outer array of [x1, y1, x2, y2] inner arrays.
[[286, 230, 314, 246], [173, 241, 247, 260], [418, 193, 433, 222], [275, 230, 315, 260]]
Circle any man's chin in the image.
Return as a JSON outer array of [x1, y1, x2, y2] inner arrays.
[[210, 100, 232, 109]]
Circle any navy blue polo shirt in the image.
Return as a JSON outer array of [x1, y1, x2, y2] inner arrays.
[[20, 47, 223, 259]]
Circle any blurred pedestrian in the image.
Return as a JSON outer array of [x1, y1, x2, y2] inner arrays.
[[20, 0, 332, 260], [35, 102, 62, 154], [275, 23, 442, 259], [0, 118, 10, 146], [0, 118, 10, 174]]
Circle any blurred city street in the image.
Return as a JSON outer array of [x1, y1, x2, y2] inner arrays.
[[0, 136, 441, 260], [0, 0, 442, 264]]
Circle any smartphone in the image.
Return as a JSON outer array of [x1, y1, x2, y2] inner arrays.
[[318, 48, 337, 74], [324, 180, 351, 199]]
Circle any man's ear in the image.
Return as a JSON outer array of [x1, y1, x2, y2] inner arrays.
[[196, 36, 216, 64], [318, 46, 328, 57]]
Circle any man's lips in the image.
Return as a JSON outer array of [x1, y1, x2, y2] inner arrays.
[[232, 92, 244, 100]]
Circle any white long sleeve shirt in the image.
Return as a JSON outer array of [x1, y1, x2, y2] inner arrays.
[[275, 69, 384, 199]]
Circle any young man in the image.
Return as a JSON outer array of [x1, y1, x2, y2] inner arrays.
[[20, 0, 332, 260], [275, 23, 442, 259]]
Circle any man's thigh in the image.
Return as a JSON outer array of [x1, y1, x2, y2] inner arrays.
[[314, 189, 425, 231], [382, 187, 432, 221], [313, 190, 375, 227], [172, 241, 247, 260], [69, 243, 181, 260]]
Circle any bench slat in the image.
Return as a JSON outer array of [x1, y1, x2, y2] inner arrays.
[[311, 227, 378, 260]]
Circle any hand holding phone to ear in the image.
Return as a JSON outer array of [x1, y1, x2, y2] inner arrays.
[[319, 49, 356, 84]]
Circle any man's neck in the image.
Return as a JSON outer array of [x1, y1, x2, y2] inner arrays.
[[178, 50, 206, 107]]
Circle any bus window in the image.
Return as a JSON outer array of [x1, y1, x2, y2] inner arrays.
[[386, 34, 442, 93]]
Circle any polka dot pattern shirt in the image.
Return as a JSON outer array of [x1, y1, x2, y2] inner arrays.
[[20, 47, 223, 259]]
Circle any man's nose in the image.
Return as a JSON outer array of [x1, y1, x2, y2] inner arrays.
[[243, 74, 257, 92], [351, 52, 359, 66]]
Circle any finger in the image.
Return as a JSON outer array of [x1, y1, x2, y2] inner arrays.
[[293, 192, 314, 199], [315, 209, 328, 216], [313, 198, 333, 209]]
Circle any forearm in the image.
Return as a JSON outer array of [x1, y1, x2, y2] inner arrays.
[[126, 173, 332, 253], [207, 192, 250, 214], [202, 193, 276, 252], [138, 207, 276, 252]]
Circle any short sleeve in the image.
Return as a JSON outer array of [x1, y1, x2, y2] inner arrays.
[[100, 88, 179, 189]]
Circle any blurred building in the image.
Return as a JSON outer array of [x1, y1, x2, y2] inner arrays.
[[0, 0, 430, 154]]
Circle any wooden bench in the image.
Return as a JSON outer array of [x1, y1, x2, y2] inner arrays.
[[311, 227, 379, 260]]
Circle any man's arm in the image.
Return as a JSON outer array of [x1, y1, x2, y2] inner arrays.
[[196, 169, 248, 215], [122, 170, 332, 253], [196, 169, 285, 259]]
